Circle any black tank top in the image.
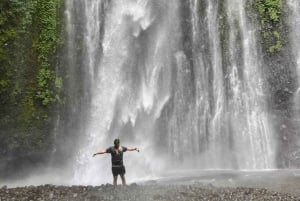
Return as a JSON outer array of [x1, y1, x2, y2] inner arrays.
[[106, 146, 127, 166]]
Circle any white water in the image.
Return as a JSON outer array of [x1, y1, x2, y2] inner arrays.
[[287, 0, 300, 159], [225, 0, 275, 169], [287, 0, 300, 113], [64, 0, 276, 185]]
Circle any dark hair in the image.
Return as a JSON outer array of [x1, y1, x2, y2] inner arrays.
[[114, 138, 120, 145]]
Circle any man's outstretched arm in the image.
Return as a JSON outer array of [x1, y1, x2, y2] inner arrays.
[[127, 147, 139, 152], [93, 150, 107, 157]]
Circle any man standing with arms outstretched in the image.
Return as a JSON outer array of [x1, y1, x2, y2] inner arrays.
[[93, 138, 139, 187]]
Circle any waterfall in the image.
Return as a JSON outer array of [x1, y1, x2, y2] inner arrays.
[[64, 0, 276, 185], [287, 1, 300, 114], [225, 0, 275, 169], [287, 0, 300, 166]]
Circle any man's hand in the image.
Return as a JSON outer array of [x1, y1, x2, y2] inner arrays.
[[135, 148, 140, 152], [93, 150, 107, 157]]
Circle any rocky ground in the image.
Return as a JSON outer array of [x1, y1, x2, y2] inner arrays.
[[1, 184, 300, 201]]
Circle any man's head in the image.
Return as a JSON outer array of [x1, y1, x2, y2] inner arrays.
[[114, 138, 120, 148]]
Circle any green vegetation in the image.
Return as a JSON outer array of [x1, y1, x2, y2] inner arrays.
[[268, 38, 283, 53], [256, 0, 282, 24], [0, 0, 63, 173], [36, 0, 62, 106], [255, 0, 283, 53]]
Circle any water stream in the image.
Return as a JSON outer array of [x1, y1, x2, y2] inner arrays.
[[287, 0, 300, 116]]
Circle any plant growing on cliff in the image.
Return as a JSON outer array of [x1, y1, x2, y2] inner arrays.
[[255, 0, 283, 53], [35, 0, 62, 106], [256, 0, 282, 24]]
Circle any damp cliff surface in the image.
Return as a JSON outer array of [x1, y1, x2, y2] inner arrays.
[[0, 0, 64, 178], [1, 0, 300, 183]]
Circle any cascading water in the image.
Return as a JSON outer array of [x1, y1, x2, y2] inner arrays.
[[64, 0, 277, 185], [287, 0, 300, 164], [68, 0, 182, 184], [287, 0, 300, 117], [225, 0, 275, 169]]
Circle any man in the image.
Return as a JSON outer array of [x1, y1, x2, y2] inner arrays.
[[93, 138, 139, 187]]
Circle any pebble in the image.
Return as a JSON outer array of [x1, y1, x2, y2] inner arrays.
[[0, 184, 299, 201]]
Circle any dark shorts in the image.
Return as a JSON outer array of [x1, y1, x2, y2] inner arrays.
[[112, 165, 126, 177]]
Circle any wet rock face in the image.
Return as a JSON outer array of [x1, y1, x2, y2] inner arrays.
[[0, 184, 299, 201]]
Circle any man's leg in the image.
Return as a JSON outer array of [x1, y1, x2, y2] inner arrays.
[[120, 165, 126, 186], [113, 176, 118, 187], [120, 175, 126, 186]]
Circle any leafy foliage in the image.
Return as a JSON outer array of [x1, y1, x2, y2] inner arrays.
[[256, 0, 282, 24], [35, 0, 62, 106], [255, 0, 283, 53]]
